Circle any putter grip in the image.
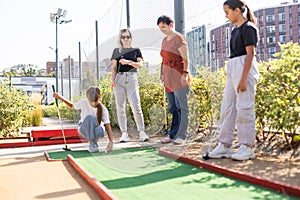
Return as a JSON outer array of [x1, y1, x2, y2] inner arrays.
[[52, 85, 59, 107]]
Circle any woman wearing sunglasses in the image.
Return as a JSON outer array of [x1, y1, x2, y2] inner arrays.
[[111, 28, 149, 143]]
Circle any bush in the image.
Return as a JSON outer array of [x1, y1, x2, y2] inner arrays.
[[256, 43, 300, 149], [31, 105, 43, 126], [0, 78, 33, 137]]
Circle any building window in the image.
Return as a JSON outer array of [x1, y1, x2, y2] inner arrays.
[[260, 15, 264, 22], [267, 36, 275, 44], [268, 47, 276, 55], [279, 35, 286, 43], [267, 25, 275, 33], [279, 13, 285, 21], [267, 15, 275, 22], [279, 24, 286, 32], [260, 37, 264, 45], [260, 27, 264, 35]]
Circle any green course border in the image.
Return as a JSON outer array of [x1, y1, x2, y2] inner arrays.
[[45, 147, 300, 200]]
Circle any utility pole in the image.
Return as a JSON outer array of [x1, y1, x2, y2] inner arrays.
[[174, 0, 185, 34], [50, 8, 72, 92], [95, 21, 99, 81], [68, 55, 71, 100], [78, 42, 82, 95], [126, 0, 130, 28]]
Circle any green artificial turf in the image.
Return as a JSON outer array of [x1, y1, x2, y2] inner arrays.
[[48, 147, 298, 200]]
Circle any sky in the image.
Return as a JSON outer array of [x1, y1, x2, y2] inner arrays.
[[0, 0, 286, 71]]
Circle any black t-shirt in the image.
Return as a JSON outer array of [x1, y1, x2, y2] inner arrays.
[[230, 21, 258, 59], [111, 48, 143, 72]]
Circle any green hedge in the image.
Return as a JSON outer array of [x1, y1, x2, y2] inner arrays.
[[256, 43, 300, 148], [39, 43, 299, 149], [0, 79, 32, 137]]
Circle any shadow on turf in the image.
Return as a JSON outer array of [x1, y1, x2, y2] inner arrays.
[[101, 163, 290, 200]]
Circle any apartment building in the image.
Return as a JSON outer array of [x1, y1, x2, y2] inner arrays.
[[186, 25, 207, 75], [207, 1, 300, 71]]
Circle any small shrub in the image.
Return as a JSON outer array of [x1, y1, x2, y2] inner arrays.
[[31, 106, 43, 126], [0, 78, 32, 137]]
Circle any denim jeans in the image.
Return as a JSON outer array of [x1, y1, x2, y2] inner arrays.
[[113, 73, 145, 132], [166, 87, 189, 140], [78, 115, 104, 141]]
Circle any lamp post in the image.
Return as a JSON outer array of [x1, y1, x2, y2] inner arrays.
[[50, 8, 72, 92]]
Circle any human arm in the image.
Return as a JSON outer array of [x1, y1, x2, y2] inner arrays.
[[52, 92, 73, 108], [111, 59, 118, 88], [104, 123, 113, 152], [178, 43, 189, 85], [237, 45, 255, 93], [119, 57, 143, 69], [160, 63, 165, 85]]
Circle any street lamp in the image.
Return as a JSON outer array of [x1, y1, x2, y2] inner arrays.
[[50, 8, 72, 93]]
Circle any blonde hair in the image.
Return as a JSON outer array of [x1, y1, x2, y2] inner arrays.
[[118, 28, 132, 50]]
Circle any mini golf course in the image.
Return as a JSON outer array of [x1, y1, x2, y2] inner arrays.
[[45, 147, 300, 200]]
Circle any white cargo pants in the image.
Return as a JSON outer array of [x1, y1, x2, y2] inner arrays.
[[219, 55, 259, 146]]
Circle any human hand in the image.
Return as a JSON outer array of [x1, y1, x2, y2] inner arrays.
[[52, 92, 61, 100], [111, 81, 116, 89], [120, 59, 131, 65], [160, 74, 165, 86], [105, 141, 113, 153], [237, 79, 247, 93], [181, 74, 188, 85]]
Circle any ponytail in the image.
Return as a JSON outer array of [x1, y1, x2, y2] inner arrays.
[[86, 86, 103, 125], [224, 0, 257, 24], [96, 103, 103, 125], [245, 5, 256, 24]]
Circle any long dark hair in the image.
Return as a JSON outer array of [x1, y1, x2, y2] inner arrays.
[[224, 0, 256, 24], [86, 86, 102, 124]]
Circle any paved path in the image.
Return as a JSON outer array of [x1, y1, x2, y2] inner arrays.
[[0, 117, 164, 200], [0, 143, 102, 200], [0, 117, 102, 200]]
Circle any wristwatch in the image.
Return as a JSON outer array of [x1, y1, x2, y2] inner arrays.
[[129, 61, 132, 66]]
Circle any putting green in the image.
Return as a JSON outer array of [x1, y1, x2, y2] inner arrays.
[[48, 147, 298, 200]]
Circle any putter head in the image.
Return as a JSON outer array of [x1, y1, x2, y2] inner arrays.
[[202, 152, 210, 160], [63, 147, 71, 151]]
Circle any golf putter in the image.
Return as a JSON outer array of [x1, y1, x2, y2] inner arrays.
[[52, 85, 71, 151], [202, 128, 219, 160]]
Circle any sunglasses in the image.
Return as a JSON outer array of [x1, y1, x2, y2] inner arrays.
[[121, 35, 131, 39]]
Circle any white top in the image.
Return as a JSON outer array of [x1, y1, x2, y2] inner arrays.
[[73, 99, 110, 126]]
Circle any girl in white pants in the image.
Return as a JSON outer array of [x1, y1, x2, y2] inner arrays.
[[209, 0, 259, 161]]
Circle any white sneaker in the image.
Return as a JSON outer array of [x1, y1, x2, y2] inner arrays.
[[139, 131, 149, 142], [173, 138, 186, 145], [88, 141, 99, 153], [119, 132, 129, 143], [231, 145, 255, 161], [208, 143, 234, 158], [160, 136, 173, 144]]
